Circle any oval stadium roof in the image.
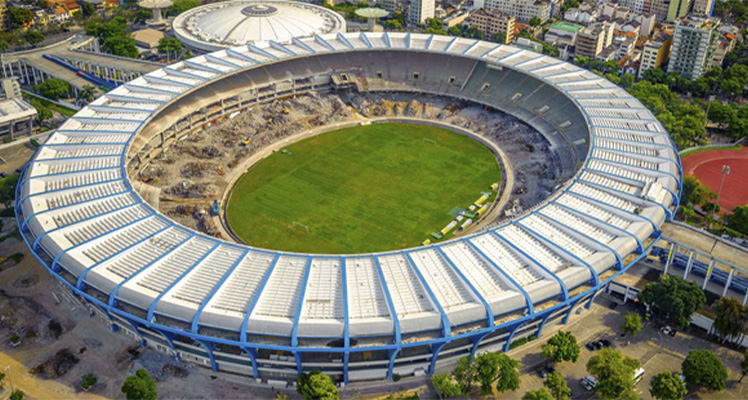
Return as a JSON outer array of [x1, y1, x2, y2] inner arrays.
[[17, 33, 681, 362]]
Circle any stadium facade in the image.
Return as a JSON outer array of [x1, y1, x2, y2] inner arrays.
[[16, 32, 681, 384]]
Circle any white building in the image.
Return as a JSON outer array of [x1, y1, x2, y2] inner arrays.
[[484, 0, 551, 23], [409, 0, 434, 24], [668, 15, 720, 79]]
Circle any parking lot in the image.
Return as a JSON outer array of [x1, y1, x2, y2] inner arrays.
[[509, 285, 748, 400]]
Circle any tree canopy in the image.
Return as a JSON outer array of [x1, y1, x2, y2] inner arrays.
[[81, 1, 96, 17], [452, 356, 476, 394], [544, 371, 571, 400], [7, 7, 34, 29], [168, 0, 201, 16], [103, 36, 139, 58], [431, 372, 461, 398], [541, 331, 580, 364], [649, 371, 687, 400], [586, 348, 641, 400], [34, 78, 70, 100], [523, 387, 554, 400], [681, 350, 727, 391], [383, 19, 402, 30], [296, 370, 338, 400], [712, 297, 748, 342], [121, 369, 157, 400], [638, 274, 706, 329], [726, 205, 748, 236], [621, 312, 643, 337], [157, 37, 182, 56], [24, 30, 44, 47], [30, 99, 53, 124], [741, 349, 748, 382], [474, 352, 520, 395], [681, 175, 716, 207]]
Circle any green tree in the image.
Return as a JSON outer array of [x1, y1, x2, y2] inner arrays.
[[638, 274, 706, 329], [649, 371, 687, 400], [707, 101, 736, 129], [7, 7, 34, 29], [383, 19, 402, 30], [103, 36, 139, 58], [452, 356, 476, 394], [728, 205, 748, 235], [681, 175, 715, 207], [474, 352, 520, 395], [712, 297, 748, 343], [544, 371, 571, 400], [77, 85, 96, 103], [642, 68, 665, 84], [9, 390, 24, 400], [24, 30, 44, 47], [490, 31, 507, 44], [682, 205, 695, 222], [31, 99, 53, 123], [34, 78, 70, 100], [681, 350, 727, 392], [0, 40, 10, 52], [121, 369, 157, 400], [86, 17, 128, 41], [431, 372, 461, 398], [0, 174, 20, 209], [740, 349, 748, 382], [81, 2, 96, 17], [529, 16, 542, 26], [296, 370, 338, 400], [168, 0, 202, 16], [523, 387, 554, 400], [158, 37, 182, 57], [134, 8, 153, 24], [621, 312, 643, 337], [620, 73, 635, 90], [541, 331, 579, 364], [182, 48, 193, 60], [586, 348, 641, 400], [81, 373, 97, 390]]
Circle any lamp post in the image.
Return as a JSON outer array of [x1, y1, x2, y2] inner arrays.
[[716, 164, 731, 209], [4, 366, 14, 393]]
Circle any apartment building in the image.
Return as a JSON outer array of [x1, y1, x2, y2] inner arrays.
[[466, 9, 515, 44], [638, 30, 673, 78], [667, 15, 720, 79]]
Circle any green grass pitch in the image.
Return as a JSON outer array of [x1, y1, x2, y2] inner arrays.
[[227, 123, 501, 254]]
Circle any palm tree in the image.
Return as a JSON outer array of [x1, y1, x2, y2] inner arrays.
[[77, 85, 96, 104]]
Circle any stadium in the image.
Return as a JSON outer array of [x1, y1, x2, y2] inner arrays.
[[16, 32, 682, 385]]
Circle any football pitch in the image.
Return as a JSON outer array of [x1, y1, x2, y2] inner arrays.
[[227, 123, 501, 254]]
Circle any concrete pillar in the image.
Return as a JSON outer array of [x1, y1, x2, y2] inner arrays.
[[703, 259, 715, 290], [623, 286, 630, 304], [743, 291, 747, 306], [683, 251, 694, 279], [664, 243, 676, 274], [723, 269, 734, 297]]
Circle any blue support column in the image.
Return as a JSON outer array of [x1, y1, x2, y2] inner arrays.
[[470, 331, 492, 359], [291, 257, 314, 348], [535, 312, 552, 338], [387, 349, 400, 381], [502, 320, 525, 352], [194, 338, 218, 372], [340, 257, 350, 384], [429, 342, 448, 375], [563, 298, 583, 324], [404, 252, 451, 339], [435, 247, 494, 327], [240, 347, 260, 379], [372, 256, 402, 381]]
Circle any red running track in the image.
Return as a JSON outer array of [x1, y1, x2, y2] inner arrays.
[[681, 146, 748, 215]]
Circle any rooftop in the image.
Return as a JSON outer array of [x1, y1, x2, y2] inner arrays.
[[551, 21, 584, 33], [0, 98, 36, 125]]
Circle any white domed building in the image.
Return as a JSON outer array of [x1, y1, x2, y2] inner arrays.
[[172, 0, 346, 53]]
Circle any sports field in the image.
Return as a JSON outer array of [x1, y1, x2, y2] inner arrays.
[[227, 123, 500, 254]]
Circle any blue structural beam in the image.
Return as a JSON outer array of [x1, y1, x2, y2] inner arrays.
[[191, 248, 251, 334], [444, 36, 459, 52], [480, 44, 503, 58], [580, 178, 673, 220], [538, 212, 623, 271], [340, 257, 350, 384], [528, 60, 565, 73], [314, 35, 335, 51], [183, 59, 223, 74], [147, 243, 221, 322], [434, 247, 494, 327], [247, 44, 279, 60], [360, 32, 373, 48], [461, 40, 480, 55], [291, 257, 314, 348], [425, 34, 435, 49], [568, 190, 658, 232], [33, 202, 138, 250], [226, 48, 260, 64], [404, 252, 451, 339], [205, 54, 242, 69], [553, 200, 643, 253], [17, 177, 124, 208], [109, 233, 194, 307], [464, 238, 534, 315], [512, 54, 545, 68], [494, 229, 571, 299], [240, 254, 280, 343], [292, 37, 316, 54], [21, 188, 130, 232], [77, 222, 173, 290], [336, 33, 354, 49], [372, 256, 402, 381], [143, 75, 193, 87]]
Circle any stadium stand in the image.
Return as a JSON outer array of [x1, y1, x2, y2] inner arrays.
[[16, 32, 681, 384]]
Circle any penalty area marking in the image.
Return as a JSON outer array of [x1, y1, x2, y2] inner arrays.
[[423, 138, 437, 145], [292, 221, 310, 232]]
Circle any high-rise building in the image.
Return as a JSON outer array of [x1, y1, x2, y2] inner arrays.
[[575, 23, 614, 59], [618, 0, 646, 15], [466, 9, 515, 44], [483, 0, 551, 23], [409, 0, 434, 24], [379, 0, 398, 14], [638, 31, 673, 78], [651, 0, 693, 21], [667, 15, 720, 79], [691, 0, 715, 17]]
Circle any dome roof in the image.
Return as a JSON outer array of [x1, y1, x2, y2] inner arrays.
[[172, 0, 346, 52]]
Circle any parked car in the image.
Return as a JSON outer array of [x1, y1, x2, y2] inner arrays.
[[668, 328, 677, 337], [609, 302, 619, 310], [544, 365, 556, 375], [585, 342, 596, 351], [600, 339, 612, 348], [663, 326, 672, 336], [580, 376, 598, 391], [537, 368, 548, 378]]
